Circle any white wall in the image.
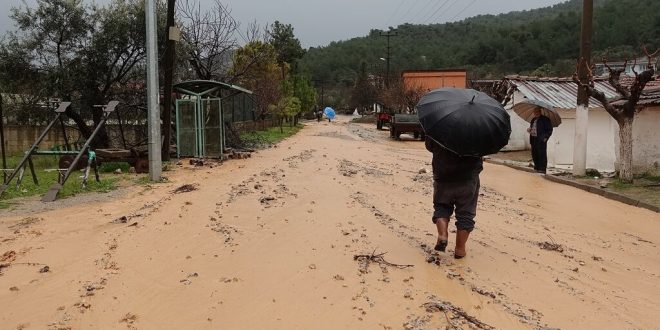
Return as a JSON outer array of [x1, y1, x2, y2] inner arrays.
[[548, 108, 617, 172], [613, 107, 660, 174], [503, 91, 532, 151]]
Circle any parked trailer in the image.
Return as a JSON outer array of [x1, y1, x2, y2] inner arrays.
[[390, 114, 425, 140]]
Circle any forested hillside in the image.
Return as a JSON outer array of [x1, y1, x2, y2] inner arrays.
[[299, 0, 659, 85]]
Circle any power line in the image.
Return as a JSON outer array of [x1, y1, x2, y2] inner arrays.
[[449, 0, 477, 22], [217, 1, 249, 43], [385, 0, 407, 28], [425, 0, 460, 24], [420, 0, 451, 24], [408, 0, 439, 24], [398, 0, 425, 24]]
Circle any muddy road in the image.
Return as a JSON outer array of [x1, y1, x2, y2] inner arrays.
[[1, 116, 659, 329]]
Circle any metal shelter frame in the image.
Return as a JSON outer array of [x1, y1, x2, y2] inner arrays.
[[173, 80, 253, 158]]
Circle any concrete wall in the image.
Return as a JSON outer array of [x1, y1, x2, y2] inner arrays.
[[548, 108, 618, 172], [0, 124, 147, 155], [1, 125, 82, 155], [402, 71, 467, 90], [615, 106, 660, 174], [502, 91, 532, 151]]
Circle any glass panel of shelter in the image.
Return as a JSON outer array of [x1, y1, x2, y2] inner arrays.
[[175, 99, 197, 157]]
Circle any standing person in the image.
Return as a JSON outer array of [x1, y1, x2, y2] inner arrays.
[[316, 108, 322, 122], [527, 108, 553, 173], [425, 138, 483, 259]]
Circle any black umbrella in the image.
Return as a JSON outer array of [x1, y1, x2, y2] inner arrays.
[[417, 88, 511, 157]]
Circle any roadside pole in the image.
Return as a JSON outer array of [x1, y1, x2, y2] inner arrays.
[[0, 94, 6, 182], [146, 0, 162, 181], [162, 0, 177, 161], [574, 0, 593, 176], [380, 30, 397, 88]]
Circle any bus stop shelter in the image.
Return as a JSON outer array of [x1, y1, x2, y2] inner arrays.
[[173, 80, 254, 158]]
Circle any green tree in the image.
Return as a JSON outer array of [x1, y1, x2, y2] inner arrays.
[[268, 95, 300, 132], [231, 41, 283, 122], [292, 74, 317, 121], [3, 0, 166, 147], [269, 21, 305, 68]]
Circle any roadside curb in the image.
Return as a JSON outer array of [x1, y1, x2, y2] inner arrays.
[[485, 158, 659, 213], [484, 158, 536, 173]]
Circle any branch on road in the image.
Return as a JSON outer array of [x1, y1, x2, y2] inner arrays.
[[423, 300, 495, 330], [353, 250, 414, 272]]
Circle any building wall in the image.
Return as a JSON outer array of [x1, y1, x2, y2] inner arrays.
[[616, 107, 660, 174], [0, 124, 145, 156], [503, 91, 532, 151], [1, 125, 82, 155], [402, 71, 467, 91], [548, 108, 617, 172]]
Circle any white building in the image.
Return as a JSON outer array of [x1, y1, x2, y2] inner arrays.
[[503, 75, 660, 174]]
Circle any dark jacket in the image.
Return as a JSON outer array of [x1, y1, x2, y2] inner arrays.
[[425, 138, 483, 182], [530, 115, 553, 141]]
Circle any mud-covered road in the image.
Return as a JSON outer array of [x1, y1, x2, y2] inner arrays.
[[1, 116, 659, 329]]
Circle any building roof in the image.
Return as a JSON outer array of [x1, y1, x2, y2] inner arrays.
[[173, 80, 252, 97], [505, 75, 660, 109]]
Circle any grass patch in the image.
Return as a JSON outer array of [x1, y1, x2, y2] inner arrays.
[[0, 200, 12, 209], [1, 155, 119, 202], [0, 169, 119, 201], [99, 161, 131, 173], [240, 124, 304, 147], [608, 180, 633, 190]]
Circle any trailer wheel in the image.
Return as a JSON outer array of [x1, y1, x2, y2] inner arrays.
[[413, 132, 419, 139]]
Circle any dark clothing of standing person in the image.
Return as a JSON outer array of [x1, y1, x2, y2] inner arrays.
[[316, 110, 322, 122], [528, 113, 553, 173], [425, 138, 483, 259]]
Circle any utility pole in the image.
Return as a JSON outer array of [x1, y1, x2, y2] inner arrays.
[[0, 94, 6, 182], [146, 0, 162, 181], [162, 0, 177, 161], [573, 0, 593, 176], [380, 29, 397, 88], [313, 79, 326, 106]]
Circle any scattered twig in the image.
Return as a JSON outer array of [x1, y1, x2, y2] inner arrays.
[[423, 301, 495, 330], [539, 235, 564, 252], [173, 184, 198, 194], [353, 250, 414, 270]]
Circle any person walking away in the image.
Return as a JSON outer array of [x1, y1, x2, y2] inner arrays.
[[316, 109, 322, 122], [425, 137, 483, 259], [527, 108, 553, 173]]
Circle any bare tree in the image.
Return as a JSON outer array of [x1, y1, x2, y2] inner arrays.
[[379, 77, 426, 113], [573, 45, 658, 182], [178, 0, 238, 81]]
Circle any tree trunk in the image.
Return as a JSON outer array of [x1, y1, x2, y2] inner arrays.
[[618, 116, 634, 183]]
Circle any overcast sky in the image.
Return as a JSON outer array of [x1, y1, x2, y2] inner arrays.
[[1, 0, 567, 48]]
